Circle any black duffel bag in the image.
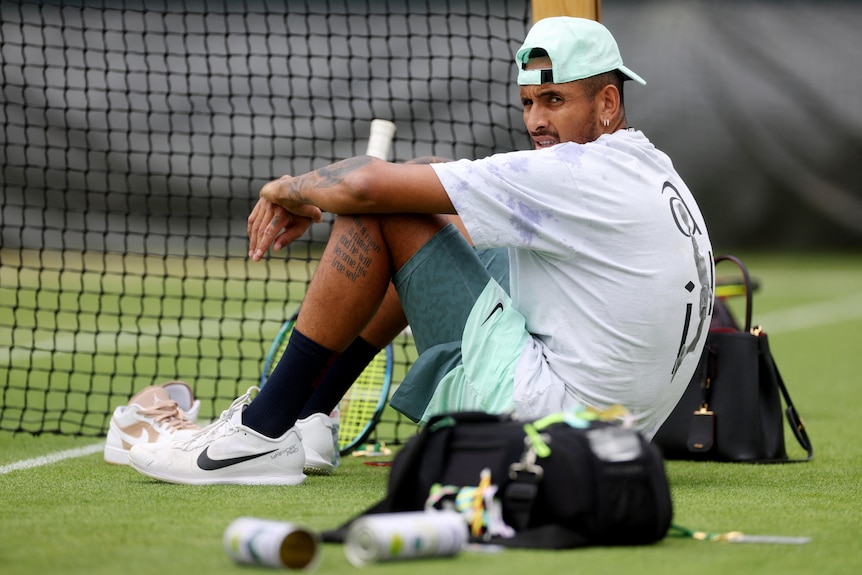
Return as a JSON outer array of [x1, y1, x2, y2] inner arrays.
[[323, 411, 672, 549]]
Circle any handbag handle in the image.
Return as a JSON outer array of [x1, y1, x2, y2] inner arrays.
[[714, 254, 753, 332]]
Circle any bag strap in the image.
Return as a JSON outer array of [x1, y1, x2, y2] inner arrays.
[[758, 332, 814, 461], [714, 254, 753, 331]]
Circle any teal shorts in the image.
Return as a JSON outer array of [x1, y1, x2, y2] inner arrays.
[[389, 224, 529, 422]]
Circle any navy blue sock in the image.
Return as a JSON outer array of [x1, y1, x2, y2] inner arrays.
[[298, 337, 381, 418], [242, 328, 339, 438]]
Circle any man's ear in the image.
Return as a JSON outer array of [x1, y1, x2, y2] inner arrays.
[[599, 83, 621, 118]]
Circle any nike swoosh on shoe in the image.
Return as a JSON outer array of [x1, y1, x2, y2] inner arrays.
[[118, 427, 153, 450], [196, 447, 278, 471]]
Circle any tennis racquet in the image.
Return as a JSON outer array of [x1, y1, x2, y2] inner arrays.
[[260, 309, 394, 455], [715, 275, 761, 299]]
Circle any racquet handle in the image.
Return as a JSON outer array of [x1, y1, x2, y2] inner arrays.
[[366, 119, 396, 160]]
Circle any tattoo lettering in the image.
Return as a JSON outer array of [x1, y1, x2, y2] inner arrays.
[[330, 216, 382, 283]]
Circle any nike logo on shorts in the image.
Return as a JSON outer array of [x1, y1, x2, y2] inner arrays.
[[482, 301, 504, 325], [196, 447, 278, 471]]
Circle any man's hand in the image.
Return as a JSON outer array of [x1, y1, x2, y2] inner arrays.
[[259, 175, 325, 221], [248, 174, 327, 261], [247, 197, 315, 262]]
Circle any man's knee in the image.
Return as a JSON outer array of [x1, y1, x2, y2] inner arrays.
[[379, 214, 450, 271], [330, 213, 449, 273]]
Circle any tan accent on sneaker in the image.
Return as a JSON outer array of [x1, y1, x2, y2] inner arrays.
[[138, 399, 199, 432], [128, 386, 200, 438], [118, 421, 158, 451]]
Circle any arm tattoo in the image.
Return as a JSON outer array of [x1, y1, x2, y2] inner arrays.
[[285, 156, 372, 205]]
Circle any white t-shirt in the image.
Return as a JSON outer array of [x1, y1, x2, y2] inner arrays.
[[431, 129, 714, 439]]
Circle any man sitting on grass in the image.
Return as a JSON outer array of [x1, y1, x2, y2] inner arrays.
[[128, 17, 714, 485]]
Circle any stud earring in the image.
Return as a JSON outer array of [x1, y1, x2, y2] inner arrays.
[[602, 118, 610, 127]]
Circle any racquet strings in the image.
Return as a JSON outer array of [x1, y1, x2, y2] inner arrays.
[[337, 347, 390, 452]]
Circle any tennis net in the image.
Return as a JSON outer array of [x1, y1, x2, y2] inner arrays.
[[0, 0, 530, 444]]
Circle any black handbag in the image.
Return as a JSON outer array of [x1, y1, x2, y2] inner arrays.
[[653, 255, 813, 463], [324, 411, 673, 549]]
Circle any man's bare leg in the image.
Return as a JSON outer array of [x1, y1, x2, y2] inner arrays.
[[294, 213, 448, 351], [341, 214, 468, 349], [242, 212, 448, 437], [296, 214, 471, 417]]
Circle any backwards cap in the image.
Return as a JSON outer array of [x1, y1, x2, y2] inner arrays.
[[516, 17, 646, 86]]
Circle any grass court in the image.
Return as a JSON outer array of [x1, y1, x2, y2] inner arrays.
[[1, 252, 861, 574]]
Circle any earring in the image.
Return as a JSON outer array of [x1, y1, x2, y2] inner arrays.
[[602, 118, 610, 127]]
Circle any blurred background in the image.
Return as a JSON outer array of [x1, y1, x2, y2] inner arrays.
[[3, 0, 860, 253], [603, 0, 862, 250]]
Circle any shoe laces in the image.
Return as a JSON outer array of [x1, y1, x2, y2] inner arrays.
[[180, 386, 259, 449], [139, 399, 199, 433]]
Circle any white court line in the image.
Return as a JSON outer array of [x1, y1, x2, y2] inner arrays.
[[0, 442, 104, 475], [755, 292, 862, 334]]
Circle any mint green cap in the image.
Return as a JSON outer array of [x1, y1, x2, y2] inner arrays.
[[516, 17, 646, 86]]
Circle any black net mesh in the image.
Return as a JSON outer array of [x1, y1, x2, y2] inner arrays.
[[0, 0, 531, 441]]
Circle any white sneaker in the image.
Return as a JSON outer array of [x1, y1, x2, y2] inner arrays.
[[104, 384, 200, 465], [128, 387, 306, 485], [297, 409, 340, 475]]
